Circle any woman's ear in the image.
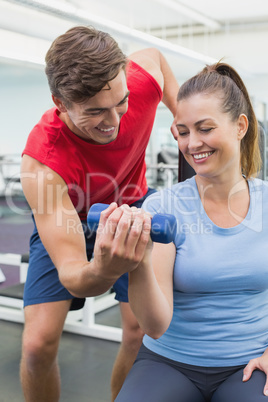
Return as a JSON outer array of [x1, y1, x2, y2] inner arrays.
[[237, 114, 249, 140], [52, 95, 67, 113]]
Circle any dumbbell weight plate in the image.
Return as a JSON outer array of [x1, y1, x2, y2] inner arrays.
[[87, 203, 177, 244]]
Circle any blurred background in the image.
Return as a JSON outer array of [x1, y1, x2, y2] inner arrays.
[[0, 4, 267, 400]]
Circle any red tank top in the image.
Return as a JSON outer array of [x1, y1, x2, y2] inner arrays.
[[22, 61, 162, 220]]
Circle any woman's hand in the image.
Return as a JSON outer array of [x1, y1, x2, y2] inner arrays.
[[92, 203, 153, 281], [243, 349, 268, 396]]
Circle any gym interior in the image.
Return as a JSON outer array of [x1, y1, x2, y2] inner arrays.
[[0, 1, 268, 401]]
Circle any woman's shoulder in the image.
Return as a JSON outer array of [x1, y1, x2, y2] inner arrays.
[[249, 177, 268, 193], [142, 176, 197, 215]]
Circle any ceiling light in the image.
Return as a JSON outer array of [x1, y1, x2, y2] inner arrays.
[[7, 0, 217, 65], [151, 0, 221, 30]]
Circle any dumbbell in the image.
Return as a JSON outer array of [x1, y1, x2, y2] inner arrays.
[[87, 203, 177, 244]]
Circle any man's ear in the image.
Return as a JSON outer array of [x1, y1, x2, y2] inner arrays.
[[237, 114, 249, 140], [52, 95, 67, 113]]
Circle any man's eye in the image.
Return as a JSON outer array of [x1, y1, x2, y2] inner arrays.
[[118, 98, 129, 106], [87, 110, 104, 116]]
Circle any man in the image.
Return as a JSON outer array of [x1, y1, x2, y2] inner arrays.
[[20, 25, 179, 401]]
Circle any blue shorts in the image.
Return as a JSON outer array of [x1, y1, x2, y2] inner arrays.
[[24, 188, 156, 310]]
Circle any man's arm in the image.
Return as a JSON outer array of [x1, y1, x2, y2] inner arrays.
[[21, 155, 151, 298], [129, 48, 179, 138]]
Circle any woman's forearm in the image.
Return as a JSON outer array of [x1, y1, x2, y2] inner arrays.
[[128, 259, 173, 339]]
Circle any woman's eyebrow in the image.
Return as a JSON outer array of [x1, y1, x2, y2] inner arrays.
[[176, 119, 213, 128]]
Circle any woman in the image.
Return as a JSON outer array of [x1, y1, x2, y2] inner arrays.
[[114, 62, 268, 401]]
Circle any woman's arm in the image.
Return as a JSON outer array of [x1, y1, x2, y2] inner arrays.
[[128, 241, 176, 339]]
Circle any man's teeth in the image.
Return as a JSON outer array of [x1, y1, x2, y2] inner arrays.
[[193, 152, 213, 160], [98, 127, 114, 132]]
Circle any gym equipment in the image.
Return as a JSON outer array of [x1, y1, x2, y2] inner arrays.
[[0, 268, 6, 283], [87, 203, 177, 244], [0, 252, 122, 342]]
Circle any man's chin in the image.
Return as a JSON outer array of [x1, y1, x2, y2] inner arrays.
[[93, 131, 118, 145]]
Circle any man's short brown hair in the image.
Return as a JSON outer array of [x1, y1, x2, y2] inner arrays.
[[45, 26, 127, 107]]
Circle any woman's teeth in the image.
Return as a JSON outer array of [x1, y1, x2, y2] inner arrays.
[[193, 151, 213, 160]]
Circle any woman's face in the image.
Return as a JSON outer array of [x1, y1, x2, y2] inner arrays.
[[174, 93, 247, 181]]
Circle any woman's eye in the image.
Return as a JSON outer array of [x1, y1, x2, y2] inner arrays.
[[200, 127, 213, 133], [176, 128, 189, 136]]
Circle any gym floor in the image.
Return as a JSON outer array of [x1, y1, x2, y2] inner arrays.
[[0, 197, 122, 402], [1, 308, 121, 402]]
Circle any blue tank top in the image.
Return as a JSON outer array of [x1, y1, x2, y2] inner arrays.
[[142, 177, 268, 367]]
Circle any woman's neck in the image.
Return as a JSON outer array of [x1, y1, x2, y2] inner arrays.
[[195, 172, 247, 202], [195, 173, 250, 228]]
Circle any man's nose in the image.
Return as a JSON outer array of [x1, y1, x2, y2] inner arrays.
[[105, 108, 120, 126]]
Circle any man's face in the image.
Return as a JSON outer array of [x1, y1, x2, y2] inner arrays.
[[62, 69, 129, 145]]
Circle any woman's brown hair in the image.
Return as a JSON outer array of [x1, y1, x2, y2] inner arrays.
[[45, 26, 127, 108], [177, 62, 262, 178]]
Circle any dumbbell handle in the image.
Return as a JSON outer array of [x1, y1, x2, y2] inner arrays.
[[87, 203, 177, 244]]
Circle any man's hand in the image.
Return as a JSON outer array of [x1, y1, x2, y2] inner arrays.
[[92, 203, 152, 281]]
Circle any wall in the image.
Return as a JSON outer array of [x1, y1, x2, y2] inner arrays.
[[0, 61, 51, 156]]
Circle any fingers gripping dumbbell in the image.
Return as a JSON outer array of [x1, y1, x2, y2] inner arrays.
[[87, 203, 177, 244]]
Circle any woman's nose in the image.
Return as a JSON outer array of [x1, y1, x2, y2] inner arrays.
[[188, 132, 203, 151]]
